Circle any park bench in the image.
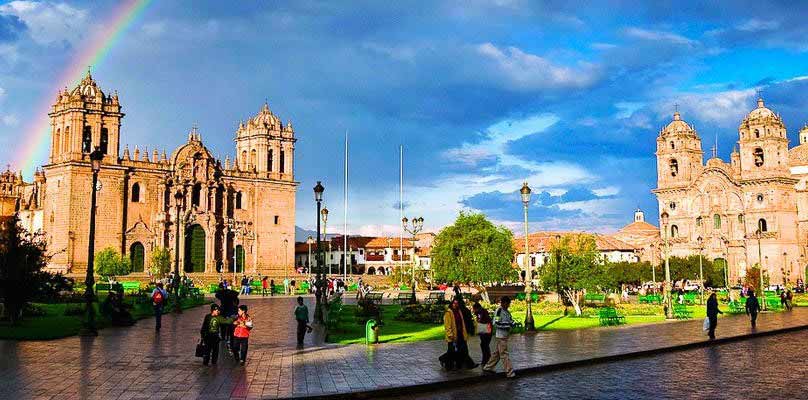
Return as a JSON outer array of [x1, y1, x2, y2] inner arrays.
[[365, 292, 384, 304], [672, 304, 693, 319], [639, 294, 662, 304], [598, 307, 626, 326], [682, 292, 698, 305], [765, 298, 782, 311], [424, 291, 445, 304], [727, 301, 745, 314], [120, 281, 141, 293], [584, 293, 606, 304], [395, 292, 414, 305]]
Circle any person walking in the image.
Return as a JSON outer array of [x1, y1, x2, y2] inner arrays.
[[151, 282, 168, 332], [786, 289, 794, 311], [283, 277, 290, 295], [261, 276, 269, 297], [240, 276, 249, 295], [199, 304, 234, 366], [483, 296, 515, 378], [706, 292, 722, 340], [294, 296, 311, 348], [746, 289, 761, 328], [270, 278, 275, 296], [231, 305, 253, 365], [441, 299, 471, 370], [473, 301, 493, 366]]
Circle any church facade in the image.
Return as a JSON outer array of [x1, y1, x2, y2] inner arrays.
[[4, 72, 298, 277], [654, 97, 808, 286]]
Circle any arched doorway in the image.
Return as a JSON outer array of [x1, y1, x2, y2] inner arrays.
[[235, 245, 245, 273], [130, 242, 145, 273], [185, 224, 206, 273]]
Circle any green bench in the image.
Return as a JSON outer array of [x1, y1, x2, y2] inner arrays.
[[639, 294, 662, 304], [765, 298, 782, 311], [598, 307, 626, 326], [365, 292, 384, 304], [682, 292, 698, 305], [424, 291, 446, 304], [395, 292, 414, 305], [208, 284, 219, 293], [672, 304, 693, 319], [513, 292, 539, 302], [584, 293, 606, 304], [727, 301, 745, 314], [348, 283, 359, 291], [120, 281, 141, 293]]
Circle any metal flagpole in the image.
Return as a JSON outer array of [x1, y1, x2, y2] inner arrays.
[[400, 145, 404, 283], [344, 130, 349, 280]]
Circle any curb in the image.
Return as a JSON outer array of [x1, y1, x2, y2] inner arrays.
[[285, 322, 808, 400]]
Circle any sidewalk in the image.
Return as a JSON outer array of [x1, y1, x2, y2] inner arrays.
[[0, 298, 806, 399]]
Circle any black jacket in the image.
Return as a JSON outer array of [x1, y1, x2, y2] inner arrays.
[[745, 296, 761, 314], [706, 297, 722, 318]]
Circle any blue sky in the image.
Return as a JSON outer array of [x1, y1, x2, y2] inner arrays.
[[2, 1, 808, 237]]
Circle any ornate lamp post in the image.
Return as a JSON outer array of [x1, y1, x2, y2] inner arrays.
[[80, 146, 104, 336], [173, 190, 185, 313], [313, 181, 325, 323], [402, 216, 424, 303], [661, 211, 673, 319], [306, 235, 314, 278], [321, 207, 329, 276], [756, 229, 766, 310], [555, 234, 562, 303], [697, 236, 704, 305], [520, 182, 535, 331]]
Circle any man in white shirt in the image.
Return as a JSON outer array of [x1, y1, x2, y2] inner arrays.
[[482, 296, 515, 378]]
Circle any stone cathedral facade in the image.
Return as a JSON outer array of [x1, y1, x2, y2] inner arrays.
[[654, 97, 808, 285], [4, 72, 298, 277]]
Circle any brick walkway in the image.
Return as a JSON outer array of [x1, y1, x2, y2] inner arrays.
[[1, 297, 807, 399]]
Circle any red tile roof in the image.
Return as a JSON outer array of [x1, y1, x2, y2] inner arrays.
[[512, 231, 637, 253]]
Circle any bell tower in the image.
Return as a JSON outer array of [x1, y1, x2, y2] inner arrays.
[[48, 70, 124, 164], [656, 110, 703, 189], [737, 97, 789, 180], [234, 102, 295, 180]]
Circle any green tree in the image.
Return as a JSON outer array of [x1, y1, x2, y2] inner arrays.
[[431, 212, 516, 286], [95, 247, 131, 281], [0, 215, 49, 324], [540, 233, 602, 315], [651, 256, 726, 288], [149, 246, 172, 278]]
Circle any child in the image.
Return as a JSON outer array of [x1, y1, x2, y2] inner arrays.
[[295, 296, 312, 348], [231, 305, 253, 365], [199, 304, 233, 366]]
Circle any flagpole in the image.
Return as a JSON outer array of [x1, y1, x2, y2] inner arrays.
[[400, 145, 404, 283], [344, 130, 349, 281]]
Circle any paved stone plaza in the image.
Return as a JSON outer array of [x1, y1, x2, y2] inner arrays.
[[1, 297, 807, 399]]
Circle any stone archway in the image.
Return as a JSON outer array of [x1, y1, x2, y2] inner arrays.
[[130, 242, 145, 273], [185, 224, 206, 273]]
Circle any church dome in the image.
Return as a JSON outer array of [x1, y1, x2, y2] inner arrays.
[[662, 111, 695, 135], [248, 103, 281, 129], [69, 70, 105, 101], [745, 98, 776, 120]]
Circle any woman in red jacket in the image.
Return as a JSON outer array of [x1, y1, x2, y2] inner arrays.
[[231, 305, 253, 365]]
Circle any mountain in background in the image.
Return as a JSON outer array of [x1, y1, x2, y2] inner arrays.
[[294, 226, 340, 242]]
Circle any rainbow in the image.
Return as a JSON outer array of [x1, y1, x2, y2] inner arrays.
[[14, 0, 153, 176]]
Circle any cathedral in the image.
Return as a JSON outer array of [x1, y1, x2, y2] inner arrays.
[[654, 97, 808, 286], [2, 72, 298, 278]]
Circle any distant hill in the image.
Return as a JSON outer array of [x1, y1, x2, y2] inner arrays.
[[294, 226, 339, 242]]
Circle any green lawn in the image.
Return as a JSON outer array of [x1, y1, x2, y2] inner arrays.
[[0, 294, 207, 340]]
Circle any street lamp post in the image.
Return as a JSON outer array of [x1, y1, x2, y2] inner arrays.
[[173, 190, 184, 313], [306, 235, 314, 279], [321, 207, 329, 276], [555, 234, 561, 303], [520, 182, 535, 331], [80, 147, 104, 336], [661, 211, 673, 319], [697, 236, 704, 305], [402, 216, 424, 303], [284, 238, 289, 284], [313, 181, 325, 323], [756, 229, 766, 310]]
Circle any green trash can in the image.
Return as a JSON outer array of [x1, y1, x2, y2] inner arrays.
[[365, 319, 380, 344]]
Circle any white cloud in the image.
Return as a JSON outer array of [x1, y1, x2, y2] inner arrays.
[[623, 28, 696, 46], [0, 1, 88, 45], [2, 114, 19, 126], [660, 88, 756, 128], [737, 19, 780, 32], [475, 43, 599, 91]]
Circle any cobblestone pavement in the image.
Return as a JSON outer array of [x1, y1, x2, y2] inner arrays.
[[391, 329, 808, 400], [1, 297, 807, 399]]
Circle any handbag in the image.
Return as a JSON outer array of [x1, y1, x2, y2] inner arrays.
[[195, 340, 208, 357], [702, 317, 710, 332]]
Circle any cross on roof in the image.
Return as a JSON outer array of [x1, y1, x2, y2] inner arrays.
[[756, 88, 764, 99], [674, 103, 679, 112]]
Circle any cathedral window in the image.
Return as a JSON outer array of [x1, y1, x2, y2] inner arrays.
[[696, 217, 702, 227], [235, 191, 243, 209], [669, 202, 676, 210], [738, 214, 744, 223], [670, 141, 675, 149], [280, 150, 286, 173], [756, 194, 764, 203], [758, 218, 768, 232], [670, 225, 678, 238], [54, 128, 61, 155], [250, 149, 257, 170], [268, 149, 273, 172], [100, 128, 109, 154], [131, 183, 141, 203], [192, 183, 201, 207], [755, 129, 760, 138], [713, 214, 721, 230], [274, 215, 279, 225], [82, 126, 92, 153], [753, 148, 764, 167], [669, 159, 678, 177]]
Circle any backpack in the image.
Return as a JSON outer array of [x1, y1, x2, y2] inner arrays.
[[152, 290, 164, 305]]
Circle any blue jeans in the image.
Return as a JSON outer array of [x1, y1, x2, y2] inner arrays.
[[153, 305, 163, 330]]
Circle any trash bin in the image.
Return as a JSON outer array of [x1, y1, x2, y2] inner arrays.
[[365, 319, 380, 344]]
